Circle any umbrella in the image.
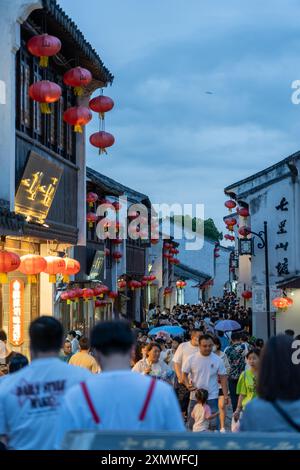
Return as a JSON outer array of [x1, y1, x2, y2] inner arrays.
[[215, 320, 241, 332], [148, 325, 185, 337]]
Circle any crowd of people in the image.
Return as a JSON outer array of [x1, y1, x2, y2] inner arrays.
[[0, 293, 300, 450]]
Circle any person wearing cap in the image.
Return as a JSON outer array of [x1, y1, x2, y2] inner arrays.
[[55, 321, 185, 448]]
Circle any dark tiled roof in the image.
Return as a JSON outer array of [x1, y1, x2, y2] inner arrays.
[[174, 263, 210, 282], [86, 167, 151, 205], [40, 0, 113, 84], [224, 150, 300, 192], [0, 201, 25, 235]]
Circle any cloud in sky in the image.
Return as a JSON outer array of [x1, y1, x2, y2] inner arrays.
[[60, 0, 300, 230]]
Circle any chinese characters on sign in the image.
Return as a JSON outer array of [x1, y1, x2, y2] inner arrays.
[[275, 198, 289, 276], [15, 151, 63, 224], [9, 280, 24, 346]]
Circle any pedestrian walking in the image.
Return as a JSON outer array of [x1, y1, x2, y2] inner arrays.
[[69, 337, 100, 373], [132, 342, 173, 382], [182, 334, 229, 430], [0, 316, 91, 450], [0, 330, 17, 376], [59, 339, 73, 363], [241, 335, 300, 432], [191, 388, 220, 432], [224, 332, 247, 412], [55, 321, 185, 448]]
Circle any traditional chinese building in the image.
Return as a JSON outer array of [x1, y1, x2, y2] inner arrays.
[[0, 0, 112, 354], [225, 150, 300, 338]]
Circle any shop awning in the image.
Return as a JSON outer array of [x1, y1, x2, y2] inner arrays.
[[174, 263, 210, 283]]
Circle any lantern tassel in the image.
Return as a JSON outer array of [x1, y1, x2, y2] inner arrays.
[[28, 275, 37, 284], [0, 273, 8, 284], [99, 112, 105, 120], [39, 56, 49, 68], [63, 274, 70, 283], [40, 103, 51, 114], [74, 86, 84, 96], [74, 124, 83, 133], [49, 274, 56, 284]]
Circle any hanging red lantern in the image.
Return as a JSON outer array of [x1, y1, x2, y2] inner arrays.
[[214, 253, 220, 258], [44, 256, 66, 283], [118, 280, 127, 290], [86, 212, 97, 228], [95, 300, 106, 308], [225, 217, 237, 226], [164, 243, 171, 250], [239, 207, 250, 218], [173, 258, 180, 265], [141, 280, 148, 287], [63, 106, 92, 133], [60, 291, 71, 302], [109, 291, 118, 300], [63, 67, 92, 96], [112, 251, 122, 263], [82, 288, 94, 301], [113, 201, 122, 212], [29, 81, 62, 114], [0, 251, 21, 284], [286, 297, 294, 307], [27, 34, 61, 67], [90, 131, 115, 154], [242, 290, 252, 300], [86, 192, 98, 207], [89, 95, 114, 119], [224, 200, 236, 211], [272, 297, 289, 310], [61, 258, 80, 283], [238, 226, 251, 237], [149, 275, 156, 282], [176, 280, 186, 289], [19, 255, 47, 283], [164, 287, 172, 296], [104, 248, 110, 257], [112, 238, 123, 245], [224, 234, 235, 241]]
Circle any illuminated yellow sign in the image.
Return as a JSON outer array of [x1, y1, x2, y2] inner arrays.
[[15, 151, 63, 224], [9, 279, 24, 347]]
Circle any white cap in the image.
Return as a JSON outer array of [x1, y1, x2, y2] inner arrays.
[[75, 330, 82, 337]]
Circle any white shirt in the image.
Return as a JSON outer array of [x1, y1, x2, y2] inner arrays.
[[191, 403, 211, 432], [0, 357, 91, 450], [55, 370, 185, 448], [172, 341, 199, 371], [132, 358, 172, 380], [71, 337, 80, 354], [182, 352, 227, 400]]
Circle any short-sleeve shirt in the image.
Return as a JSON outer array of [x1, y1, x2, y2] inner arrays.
[[172, 341, 199, 370], [182, 352, 227, 400], [224, 343, 247, 380], [191, 403, 211, 432], [0, 357, 91, 450], [69, 351, 99, 373], [236, 369, 257, 409]]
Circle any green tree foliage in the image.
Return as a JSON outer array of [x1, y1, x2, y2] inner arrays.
[[165, 216, 223, 241]]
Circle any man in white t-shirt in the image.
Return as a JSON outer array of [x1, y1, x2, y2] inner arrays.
[[172, 329, 202, 417], [55, 320, 185, 449], [0, 317, 91, 450], [182, 334, 229, 430]]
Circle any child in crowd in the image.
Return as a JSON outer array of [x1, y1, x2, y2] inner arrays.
[[191, 389, 220, 432]]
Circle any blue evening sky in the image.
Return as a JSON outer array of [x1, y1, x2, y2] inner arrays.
[[60, 0, 300, 231]]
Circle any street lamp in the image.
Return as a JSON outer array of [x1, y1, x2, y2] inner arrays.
[[238, 221, 271, 338]]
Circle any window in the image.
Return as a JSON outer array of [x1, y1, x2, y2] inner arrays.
[[16, 29, 76, 164]]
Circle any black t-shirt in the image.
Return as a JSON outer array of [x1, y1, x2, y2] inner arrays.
[[0, 351, 17, 375]]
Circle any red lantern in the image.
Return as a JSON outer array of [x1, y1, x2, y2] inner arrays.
[[113, 201, 122, 211], [141, 280, 148, 287], [272, 297, 289, 310], [73, 288, 83, 302], [0, 251, 21, 284], [63, 106, 92, 133], [242, 290, 252, 300], [164, 243, 171, 250], [225, 217, 237, 226], [112, 238, 123, 245], [90, 131, 115, 154], [86, 192, 98, 207], [286, 297, 294, 307], [239, 207, 250, 218], [224, 234, 235, 241], [82, 288, 94, 301], [89, 95, 114, 119], [104, 248, 110, 257], [151, 239, 159, 245], [118, 280, 127, 290], [163, 253, 170, 259], [176, 280, 186, 289], [109, 291, 118, 300], [225, 200, 236, 211], [164, 287, 172, 296], [60, 291, 70, 301], [238, 226, 251, 237], [44, 256, 66, 283], [149, 275, 156, 282], [27, 34, 61, 67], [61, 258, 80, 282], [19, 255, 47, 283], [63, 67, 92, 96], [86, 212, 97, 228], [112, 251, 122, 263], [95, 300, 106, 308], [29, 81, 62, 114], [214, 253, 220, 258]]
